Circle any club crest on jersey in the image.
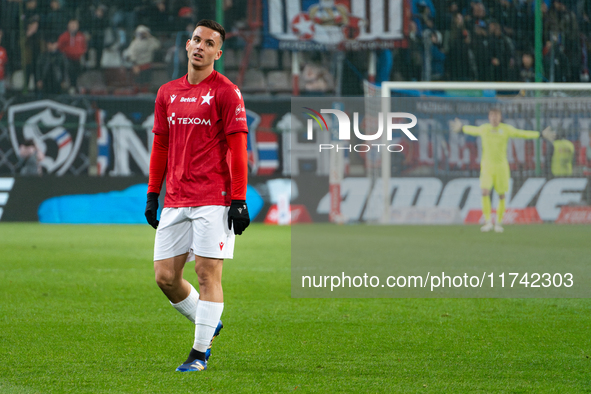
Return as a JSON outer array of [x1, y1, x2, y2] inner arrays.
[[201, 91, 214, 105], [170, 95, 177, 103]]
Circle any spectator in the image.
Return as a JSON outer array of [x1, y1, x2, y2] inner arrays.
[[488, 20, 515, 80], [36, 38, 69, 95], [140, 0, 176, 34], [112, 0, 143, 48], [0, 29, 6, 97], [466, 2, 490, 80], [545, 0, 581, 81], [514, 0, 537, 51], [19, 139, 44, 176], [438, 0, 458, 31], [412, 0, 437, 19], [497, 0, 517, 38], [24, 0, 40, 20], [430, 30, 446, 79], [519, 52, 536, 81], [24, 15, 42, 92], [444, 13, 475, 80], [225, 0, 248, 41], [43, 0, 70, 42], [414, 1, 436, 34], [61, 0, 83, 14], [58, 18, 87, 91], [123, 25, 161, 85], [177, 5, 197, 27], [398, 20, 424, 81], [301, 52, 334, 93], [1, 0, 22, 72], [543, 35, 572, 81], [82, 4, 109, 69]]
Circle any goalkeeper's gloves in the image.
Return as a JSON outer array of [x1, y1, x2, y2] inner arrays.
[[228, 200, 250, 235], [450, 118, 463, 133], [145, 192, 159, 229], [541, 126, 555, 142]]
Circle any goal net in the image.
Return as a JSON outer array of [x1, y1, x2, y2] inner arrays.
[[360, 81, 591, 224]]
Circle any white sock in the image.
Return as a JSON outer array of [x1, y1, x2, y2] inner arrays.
[[193, 300, 224, 352], [170, 284, 199, 324]]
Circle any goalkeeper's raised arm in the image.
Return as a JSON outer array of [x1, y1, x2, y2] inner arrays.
[[461, 124, 485, 136], [504, 124, 541, 139], [451, 118, 485, 136]]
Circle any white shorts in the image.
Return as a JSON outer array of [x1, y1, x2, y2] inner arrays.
[[153, 206, 235, 261]]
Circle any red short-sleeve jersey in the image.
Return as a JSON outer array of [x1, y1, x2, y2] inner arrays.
[[152, 71, 248, 208]]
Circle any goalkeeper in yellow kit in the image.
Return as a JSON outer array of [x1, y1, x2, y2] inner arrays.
[[452, 108, 550, 233]]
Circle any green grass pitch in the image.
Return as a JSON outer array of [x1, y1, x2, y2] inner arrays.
[[0, 223, 590, 393]]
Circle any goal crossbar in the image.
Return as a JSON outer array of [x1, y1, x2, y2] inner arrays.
[[380, 82, 591, 96]]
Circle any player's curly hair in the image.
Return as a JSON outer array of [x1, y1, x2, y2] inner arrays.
[[195, 19, 226, 44]]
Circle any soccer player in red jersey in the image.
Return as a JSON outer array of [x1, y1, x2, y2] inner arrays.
[[144, 19, 250, 372]]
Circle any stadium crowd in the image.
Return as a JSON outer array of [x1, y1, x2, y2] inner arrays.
[[399, 0, 591, 82], [0, 0, 249, 95], [1, 0, 591, 97]]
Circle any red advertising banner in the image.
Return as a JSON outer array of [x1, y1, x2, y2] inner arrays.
[[555, 206, 591, 224], [464, 207, 543, 224], [264, 204, 313, 224]]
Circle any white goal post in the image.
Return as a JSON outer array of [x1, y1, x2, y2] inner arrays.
[[373, 81, 591, 224]]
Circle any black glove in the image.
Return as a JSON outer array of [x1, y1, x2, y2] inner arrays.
[[228, 200, 250, 235], [145, 192, 159, 229]]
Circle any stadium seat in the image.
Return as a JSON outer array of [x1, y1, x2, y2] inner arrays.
[[10, 70, 25, 90], [260, 49, 279, 70], [89, 87, 109, 95], [150, 69, 172, 91], [267, 71, 291, 93], [77, 70, 106, 92], [112, 87, 137, 96], [224, 70, 239, 85], [241, 69, 266, 93], [224, 49, 239, 70], [248, 49, 260, 68], [104, 67, 133, 87]]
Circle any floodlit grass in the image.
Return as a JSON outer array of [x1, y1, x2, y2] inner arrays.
[[0, 223, 590, 393]]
